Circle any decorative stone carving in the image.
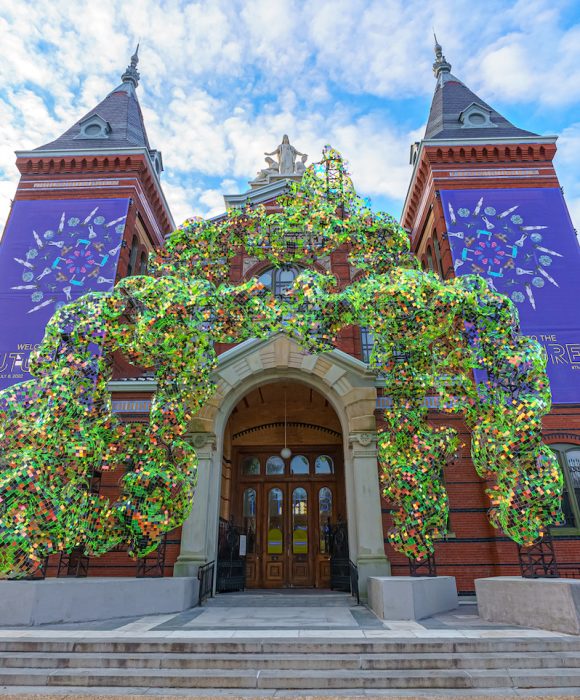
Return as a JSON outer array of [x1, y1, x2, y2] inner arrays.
[[349, 432, 377, 447], [188, 432, 217, 450], [250, 135, 308, 186], [294, 153, 308, 175], [265, 135, 307, 175], [253, 157, 279, 184]]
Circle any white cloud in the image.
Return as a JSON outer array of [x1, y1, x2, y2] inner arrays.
[[0, 0, 580, 234]]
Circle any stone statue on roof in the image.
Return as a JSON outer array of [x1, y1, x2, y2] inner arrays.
[[255, 156, 279, 182], [250, 135, 308, 187], [294, 153, 308, 176], [264, 135, 307, 175]]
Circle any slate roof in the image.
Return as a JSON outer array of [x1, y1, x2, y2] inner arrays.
[[35, 81, 151, 152], [425, 71, 538, 141]]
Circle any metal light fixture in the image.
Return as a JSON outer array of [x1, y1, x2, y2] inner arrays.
[[280, 387, 292, 460]]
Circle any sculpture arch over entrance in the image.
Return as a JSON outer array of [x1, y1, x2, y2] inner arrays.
[[173, 333, 391, 593]]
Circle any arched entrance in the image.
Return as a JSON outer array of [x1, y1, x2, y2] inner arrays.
[[173, 333, 390, 596], [220, 381, 347, 588]]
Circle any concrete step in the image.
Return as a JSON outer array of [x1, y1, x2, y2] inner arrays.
[[3, 687, 580, 698], [3, 637, 580, 654], [1, 666, 580, 690], [3, 650, 580, 671], [2, 637, 580, 693]]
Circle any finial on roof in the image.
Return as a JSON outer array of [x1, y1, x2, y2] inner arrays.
[[432, 33, 452, 80], [121, 44, 140, 88]]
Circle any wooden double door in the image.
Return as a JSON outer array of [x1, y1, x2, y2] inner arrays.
[[235, 448, 344, 588]]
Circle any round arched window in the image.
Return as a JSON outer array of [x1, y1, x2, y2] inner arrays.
[[266, 455, 285, 475], [468, 112, 486, 125], [291, 455, 309, 475], [315, 455, 334, 474], [241, 456, 260, 475], [257, 266, 302, 298]]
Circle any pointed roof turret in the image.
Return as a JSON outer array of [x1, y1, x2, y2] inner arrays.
[[121, 44, 140, 89], [432, 33, 452, 81], [35, 47, 152, 153], [424, 38, 538, 140]]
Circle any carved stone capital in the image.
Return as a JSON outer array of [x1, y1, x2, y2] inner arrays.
[[348, 432, 378, 449], [187, 432, 217, 451]]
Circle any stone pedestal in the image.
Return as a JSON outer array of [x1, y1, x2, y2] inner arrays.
[[368, 576, 458, 621], [174, 433, 218, 578], [0, 577, 199, 626], [476, 576, 580, 635]]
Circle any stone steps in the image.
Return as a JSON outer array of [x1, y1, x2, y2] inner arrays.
[[3, 666, 580, 691], [4, 638, 580, 653], [4, 650, 580, 671], [1, 638, 580, 693]]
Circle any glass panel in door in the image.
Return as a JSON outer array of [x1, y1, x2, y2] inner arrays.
[[290, 486, 313, 586], [263, 486, 285, 586], [242, 488, 258, 586]]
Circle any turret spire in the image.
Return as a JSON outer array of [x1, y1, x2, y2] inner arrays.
[[121, 44, 140, 89], [432, 33, 452, 80]]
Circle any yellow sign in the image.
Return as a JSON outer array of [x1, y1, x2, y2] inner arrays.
[[293, 528, 308, 554], [267, 528, 283, 554]]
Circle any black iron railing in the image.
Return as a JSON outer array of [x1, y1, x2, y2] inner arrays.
[[136, 533, 168, 578], [349, 560, 360, 604], [329, 522, 351, 592], [518, 533, 559, 578], [57, 547, 90, 578], [409, 553, 437, 577], [216, 518, 246, 592], [198, 560, 215, 605]]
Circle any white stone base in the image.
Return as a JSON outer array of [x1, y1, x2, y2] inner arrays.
[[0, 577, 199, 626], [476, 576, 580, 635], [368, 576, 458, 621]]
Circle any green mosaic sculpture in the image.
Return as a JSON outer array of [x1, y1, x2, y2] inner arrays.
[[0, 147, 563, 577]]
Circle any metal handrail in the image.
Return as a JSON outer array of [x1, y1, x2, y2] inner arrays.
[[198, 560, 215, 605], [349, 560, 360, 605]]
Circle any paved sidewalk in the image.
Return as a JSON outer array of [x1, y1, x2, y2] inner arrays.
[[0, 590, 572, 639]]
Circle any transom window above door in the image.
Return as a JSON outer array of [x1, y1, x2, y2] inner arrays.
[[266, 455, 285, 475], [239, 452, 337, 478], [241, 456, 261, 475], [290, 455, 309, 474]]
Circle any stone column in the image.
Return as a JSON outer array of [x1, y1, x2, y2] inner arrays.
[[348, 432, 391, 596], [173, 433, 217, 578]]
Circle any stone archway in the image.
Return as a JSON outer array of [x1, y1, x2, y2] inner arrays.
[[173, 333, 390, 594]]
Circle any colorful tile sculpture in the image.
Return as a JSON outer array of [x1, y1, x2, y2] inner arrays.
[[0, 147, 563, 577]]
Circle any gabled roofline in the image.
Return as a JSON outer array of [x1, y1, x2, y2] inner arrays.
[[15, 146, 175, 230], [401, 134, 559, 224], [458, 102, 493, 119], [223, 179, 292, 208], [108, 334, 383, 394], [78, 112, 109, 126], [218, 333, 377, 381]]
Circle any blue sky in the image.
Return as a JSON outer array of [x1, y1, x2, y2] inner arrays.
[[1, 0, 580, 231]]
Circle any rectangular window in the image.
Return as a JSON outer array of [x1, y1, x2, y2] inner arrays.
[[552, 445, 580, 532], [360, 326, 374, 363]]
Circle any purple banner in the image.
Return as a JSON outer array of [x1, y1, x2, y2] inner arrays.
[[0, 198, 129, 390], [440, 188, 580, 404]]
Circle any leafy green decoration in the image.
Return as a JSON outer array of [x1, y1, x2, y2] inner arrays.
[[0, 147, 563, 577]]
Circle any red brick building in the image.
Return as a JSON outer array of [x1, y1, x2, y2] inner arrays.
[[2, 44, 579, 594]]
